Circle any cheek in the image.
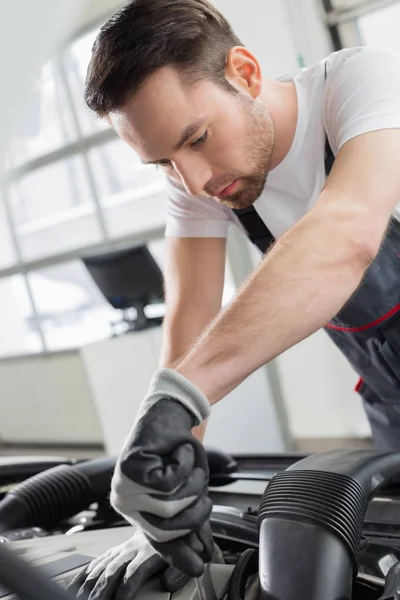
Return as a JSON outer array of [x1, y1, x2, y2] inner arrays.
[[208, 124, 245, 166]]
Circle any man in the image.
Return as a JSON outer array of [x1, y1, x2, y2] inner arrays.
[[73, 0, 400, 597]]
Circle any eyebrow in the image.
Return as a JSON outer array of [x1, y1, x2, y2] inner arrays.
[[141, 118, 206, 166]]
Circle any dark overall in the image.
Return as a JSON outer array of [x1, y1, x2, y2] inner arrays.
[[233, 141, 400, 450]]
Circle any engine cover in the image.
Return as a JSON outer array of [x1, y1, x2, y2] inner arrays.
[[0, 526, 234, 600]]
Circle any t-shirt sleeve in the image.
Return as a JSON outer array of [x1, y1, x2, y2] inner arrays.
[[164, 175, 237, 238], [324, 47, 400, 152]]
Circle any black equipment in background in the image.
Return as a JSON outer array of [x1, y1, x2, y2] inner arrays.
[[82, 244, 164, 333]]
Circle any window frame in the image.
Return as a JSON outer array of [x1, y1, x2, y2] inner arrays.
[[320, 0, 400, 48], [0, 12, 166, 358]]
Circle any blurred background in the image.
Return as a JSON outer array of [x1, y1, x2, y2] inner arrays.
[[0, 0, 398, 458]]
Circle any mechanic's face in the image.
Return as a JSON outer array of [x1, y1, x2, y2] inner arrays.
[[109, 65, 274, 209]]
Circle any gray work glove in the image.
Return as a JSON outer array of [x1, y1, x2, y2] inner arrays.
[[68, 529, 190, 600], [110, 368, 213, 577]]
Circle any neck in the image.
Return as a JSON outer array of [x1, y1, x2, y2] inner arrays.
[[260, 79, 298, 170]]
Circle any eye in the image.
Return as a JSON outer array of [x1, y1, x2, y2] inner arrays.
[[156, 159, 172, 169], [191, 130, 209, 147]]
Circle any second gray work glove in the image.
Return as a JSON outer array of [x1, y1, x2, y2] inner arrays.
[[110, 368, 213, 577], [68, 528, 190, 600]]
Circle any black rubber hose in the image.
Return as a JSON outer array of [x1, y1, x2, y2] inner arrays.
[[0, 456, 116, 533], [0, 448, 237, 533], [0, 457, 75, 488], [227, 549, 258, 600], [257, 449, 400, 600], [0, 543, 73, 600]]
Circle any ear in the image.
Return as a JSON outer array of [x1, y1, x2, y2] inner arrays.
[[224, 47, 262, 98]]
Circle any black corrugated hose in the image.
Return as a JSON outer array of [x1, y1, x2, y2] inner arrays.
[[257, 449, 400, 600], [0, 456, 116, 533]]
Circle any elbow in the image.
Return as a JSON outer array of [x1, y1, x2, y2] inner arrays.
[[315, 201, 386, 271], [351, 230, 380, 270], [342, 226, 381, 278]]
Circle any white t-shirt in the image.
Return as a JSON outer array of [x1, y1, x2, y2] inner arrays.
[[164, 46, 400, 240]]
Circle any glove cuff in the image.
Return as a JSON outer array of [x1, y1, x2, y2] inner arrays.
[[145, 368, 211, 425]]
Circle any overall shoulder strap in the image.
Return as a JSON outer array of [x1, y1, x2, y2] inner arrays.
[[232, 205, 275, 254], [324, 59, 335, 177], [233, 61, 335, 253], [325, 137, 335, 176]]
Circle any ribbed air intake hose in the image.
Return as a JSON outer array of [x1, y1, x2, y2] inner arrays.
[[257, 449, 400, 600], [0, 447, 236, 534], [0, 456, 116, 533]]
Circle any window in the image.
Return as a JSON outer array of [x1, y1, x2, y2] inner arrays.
[[329, 0, 370, 9], [0, 276, 43, 357], [10, 61, 77, 167], [11, 157, 92, 227], [88, 139, 164, 206], [321, 0, 400, 50], [357, 3, 400, 52], [0, 197, 16, 269], [25, 240, 236, 352], [28, 261, 116, 351], [63, 28, 111, 135], [88, 139, 167, 237], [8, 156, 102, 261]]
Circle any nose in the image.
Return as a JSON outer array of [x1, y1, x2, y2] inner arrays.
[[173, 156, 212, 196]]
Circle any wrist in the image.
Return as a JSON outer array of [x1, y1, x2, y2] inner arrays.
[[176, 358, 236, 405], [146, 368, 211, 425], [192, 420, 207, 442]]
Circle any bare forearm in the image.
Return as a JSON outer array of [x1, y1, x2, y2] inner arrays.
[[159, 307, 217, 441], [176, 204, 375, 404], [159, 309, 216, 368]]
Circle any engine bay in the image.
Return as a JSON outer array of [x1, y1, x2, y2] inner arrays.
[[0, 517, 392, 600], [2, 450, 400, 600]]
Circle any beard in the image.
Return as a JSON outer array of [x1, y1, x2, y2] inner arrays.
[[206, 95, 275, 210]]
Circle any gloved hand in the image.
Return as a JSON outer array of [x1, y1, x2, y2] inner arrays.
[[110, 368, 213, 577], [68, 529, 190, 600]]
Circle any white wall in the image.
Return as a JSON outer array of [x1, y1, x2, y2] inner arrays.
[[284, 0, 333, 66], [81, 327, 287, 456], [0, 352, 103, 445], [213, 0, 300, 76], [277, 332, 371, 439], [0, 335, 370, 447], [80, 0, 124, 28], [214, 0, 332, 74], [0, 0, 95, 174]]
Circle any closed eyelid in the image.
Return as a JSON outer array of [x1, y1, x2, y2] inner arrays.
[[142, 125, 209, 167]]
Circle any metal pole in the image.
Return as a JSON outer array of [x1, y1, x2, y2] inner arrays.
[[320, 0, 344, 50], [1, 186, 47, 352], [226, 227, 294, 450]]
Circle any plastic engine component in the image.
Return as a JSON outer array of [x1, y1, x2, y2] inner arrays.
[[257, 450, 400, 600], [0, 465, 92, 533], [258, 470, 367, 568]]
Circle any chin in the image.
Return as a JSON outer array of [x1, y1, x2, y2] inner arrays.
[[221, 190, 260, 210]]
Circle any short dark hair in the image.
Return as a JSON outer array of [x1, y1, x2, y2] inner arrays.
[[85, 0, 243, 116]]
